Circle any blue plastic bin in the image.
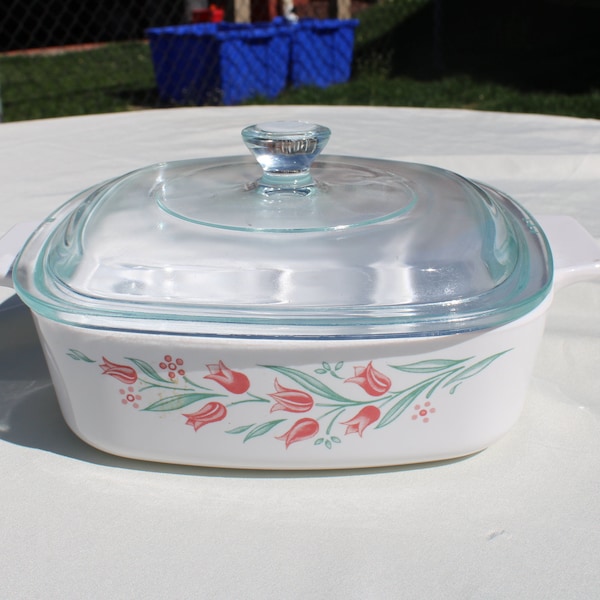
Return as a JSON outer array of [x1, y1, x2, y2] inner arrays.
[[147, 24, 290, 106], [288, 19, 359, 88]]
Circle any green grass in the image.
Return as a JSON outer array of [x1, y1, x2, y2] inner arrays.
[[266, 75, 600, 119], [1, 0, 600, 122], [352, 0, 430, 47], [0, 42, 156, 121]]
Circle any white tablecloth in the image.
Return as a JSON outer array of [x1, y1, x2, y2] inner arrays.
[[1, 106, 599, 599]]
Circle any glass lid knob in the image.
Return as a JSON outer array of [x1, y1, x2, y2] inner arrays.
[[241, 121, 331, 195]]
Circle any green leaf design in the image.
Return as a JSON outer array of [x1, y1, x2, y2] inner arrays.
[[325, 439, 332, 449], [425, 368, 463, 398], [182, 375, 211, 390], [376, 381, 432, 429], [226, 424, 255, 435], [314, 438, 324, 446], [228, 395, 270, 407], [334, 361, 344, 371], [390, 358, 470, 373], [264, 365, 359, 404], [331, 436, 341, 444], [315, 368, 328, 375], [143, 392, 223, 412], [126, 357, 172, 384], [66, 349, 95, 363], [244, 419, 286, 442], [444, 350, 512, 386]]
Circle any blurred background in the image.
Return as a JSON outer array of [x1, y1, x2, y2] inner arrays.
[[1, 0, 599, 122]]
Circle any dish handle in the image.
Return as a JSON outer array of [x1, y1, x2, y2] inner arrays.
[[537, 215, 600, 290], [0, 222, 40, 289]]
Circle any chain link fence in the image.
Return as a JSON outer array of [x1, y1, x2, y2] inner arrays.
[[1, 0, 599, 122], [0, 0, 432, 122]]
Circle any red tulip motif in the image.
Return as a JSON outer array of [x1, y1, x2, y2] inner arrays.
[[276, 418, 319, 448], [340, 405, 381, 436], [99, 357, 137, 385], [183, 402, 227, 432], [269, 379, 314, 413], [345, 361, 391, 397], [204, 360, 250, 394]]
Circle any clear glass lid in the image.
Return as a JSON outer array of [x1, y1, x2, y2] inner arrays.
[[14, 121, 553, 338]]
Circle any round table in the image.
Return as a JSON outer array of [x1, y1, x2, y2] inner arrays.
[[1, 106, 599, 599]]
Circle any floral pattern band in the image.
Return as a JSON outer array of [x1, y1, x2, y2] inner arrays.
[[67, 348, 511, 450]]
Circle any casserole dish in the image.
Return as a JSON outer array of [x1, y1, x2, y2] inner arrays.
[[1, 121, 598, 469]]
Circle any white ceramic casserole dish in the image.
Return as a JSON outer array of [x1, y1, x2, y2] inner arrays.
[[1, 121, 599, 469]]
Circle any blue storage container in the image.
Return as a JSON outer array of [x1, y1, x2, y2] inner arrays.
[[147, 23, 290, 106], [288, 19, 359, 88]]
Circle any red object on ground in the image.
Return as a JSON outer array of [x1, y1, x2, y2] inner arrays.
[[192, 5, 225, 23]]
